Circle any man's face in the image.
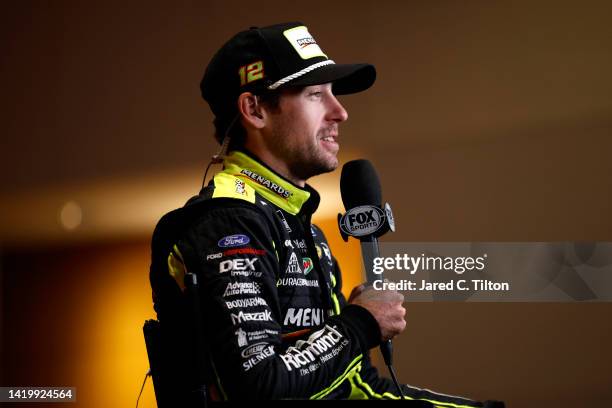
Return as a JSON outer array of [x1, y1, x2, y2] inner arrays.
[[263, 83, 348, 182]]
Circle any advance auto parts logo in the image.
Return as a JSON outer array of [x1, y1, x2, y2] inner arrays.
[[339, 205, 386, 237], [240, 169, 293, 199]]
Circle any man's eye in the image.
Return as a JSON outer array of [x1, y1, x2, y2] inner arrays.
[[309, 92, 322, 97]]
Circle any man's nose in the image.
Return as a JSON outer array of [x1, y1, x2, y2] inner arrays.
[[327, 94, 348, 123]]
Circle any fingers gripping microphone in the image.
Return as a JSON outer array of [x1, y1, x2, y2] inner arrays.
[[338, 160, 403, 398]]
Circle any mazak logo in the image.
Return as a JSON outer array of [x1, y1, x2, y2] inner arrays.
[[231, 309, 272, 324], [302, 257, 313, 275], [240, 169, 292, 199], [223, 281, 261, 297], [339, 205, 385, 237], [219, 258, 258, 273], [280, 325, 344, 371], [241, 342, 269, 358], [283, 308, 325, 327], [286, 252, 302, 274], [218, 234, 250, 248]]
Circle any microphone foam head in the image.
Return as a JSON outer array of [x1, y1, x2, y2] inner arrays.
[[340, 159, 382, 210]]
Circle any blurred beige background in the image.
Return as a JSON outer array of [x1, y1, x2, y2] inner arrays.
[[1, 1, 611, 406]]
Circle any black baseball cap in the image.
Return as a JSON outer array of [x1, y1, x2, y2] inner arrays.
[[200, 22, 376, 141]]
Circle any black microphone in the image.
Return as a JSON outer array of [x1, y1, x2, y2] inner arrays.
[[338, 160, 403, 398], [339, 159, 391, 283]]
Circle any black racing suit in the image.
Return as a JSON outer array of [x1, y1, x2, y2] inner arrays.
[[150, 150, 489, 405]]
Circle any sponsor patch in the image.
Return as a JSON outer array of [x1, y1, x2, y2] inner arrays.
[[236, 328, 248, 347], [242, 345, 275, 371], [235, 179, 246, 195], [276, 210, 292, 232], [206, 252, 223, 261], [223, 281, 261, 297], [240, 169, 293, 199], [243, 328, 279, 342], [219, 258, 258, 273], [218, 234, 250, 248], [223, 248, 266, 256], [225, 297, 268, 309], [280, 325, 347, 372], [286, 252, 302, 274], [302, 257, 313, 275], [292, 239, 306, 250], [283, 26, 327, 60], [241, 342, 269, 358], [277, 277, 319, 287], [231, 309, 273, 325], [230, 270, 263, 278], [283, 308, 325, 327]]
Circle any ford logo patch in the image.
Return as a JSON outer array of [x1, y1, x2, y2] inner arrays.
[[218, 234, 250, 248]]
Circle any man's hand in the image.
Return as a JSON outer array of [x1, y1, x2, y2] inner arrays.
[[348, 283, 406, 342]]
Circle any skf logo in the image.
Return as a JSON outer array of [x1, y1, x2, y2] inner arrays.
[[219, 258, 258, 273], [339, 205, 385, 237], [239, 61, 264, 86]]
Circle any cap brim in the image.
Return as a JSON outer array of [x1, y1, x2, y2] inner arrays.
[[285, 63, 376, 95]]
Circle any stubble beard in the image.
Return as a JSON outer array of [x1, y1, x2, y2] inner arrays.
[[268, 126, 339, 183]]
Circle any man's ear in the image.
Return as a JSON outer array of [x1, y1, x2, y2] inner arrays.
[[237, 92, 265, 129]]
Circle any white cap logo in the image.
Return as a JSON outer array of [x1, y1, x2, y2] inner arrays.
[[283, 26, 327, 60]]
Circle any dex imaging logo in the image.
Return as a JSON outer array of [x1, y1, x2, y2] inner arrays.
[[219, 258, 258, 273]]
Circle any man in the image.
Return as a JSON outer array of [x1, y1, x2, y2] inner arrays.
[[150, 22, 499, 405]]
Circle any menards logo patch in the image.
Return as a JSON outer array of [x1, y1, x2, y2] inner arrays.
[[240, 169, 293, 199]]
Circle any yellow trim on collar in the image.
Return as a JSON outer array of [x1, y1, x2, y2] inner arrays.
[[211, 172, 256, 203], [222, 151, 311, 215]]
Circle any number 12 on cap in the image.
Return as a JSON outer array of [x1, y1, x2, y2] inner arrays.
[[239, 61, 264, 86]]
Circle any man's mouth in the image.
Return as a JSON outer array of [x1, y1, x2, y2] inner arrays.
[[321, 135, 337, 143]]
